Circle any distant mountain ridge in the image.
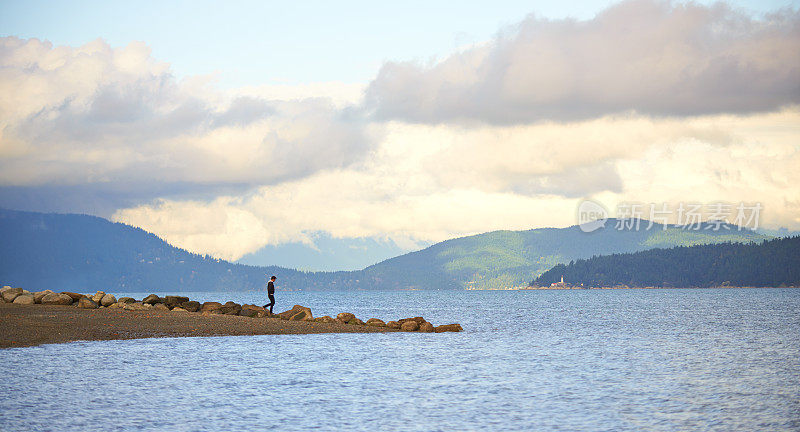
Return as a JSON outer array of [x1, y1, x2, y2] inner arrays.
[[533, 236, 800, 288], [0, 209, 771, 292]]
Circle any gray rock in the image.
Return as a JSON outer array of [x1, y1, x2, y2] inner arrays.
[[61, 292, 84, 302], [152, 303, 170, 311], [179, 301, 201, 312], [201, 302, 223, 313], [366, 318, 386, 327], [218, 301, 242, 315], [123, 302, 152, 311], [142, 294, 161, 305], [100, 293, 117, 307], [239, 308, 259, 317], [76, 297, 98, 309], [1, 287, 23, 303], [41, 293, 74, 305], [12, 294, 35, 305], [33, 290, 55, 304], [117, 297, 136, 304], [164, 296, 190, 308], [289, 309, 312, 321], [400, 321, 420, 332]]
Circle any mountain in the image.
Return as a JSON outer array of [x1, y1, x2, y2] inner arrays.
[[357, 219, 771, 289], [0, 209, 772, 292], [532, 236, 800, 288]]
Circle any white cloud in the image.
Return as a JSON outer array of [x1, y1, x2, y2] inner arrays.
[[365, 0, 800, 124]]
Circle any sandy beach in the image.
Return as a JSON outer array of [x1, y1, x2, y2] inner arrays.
[[0, 303, 397, 348]]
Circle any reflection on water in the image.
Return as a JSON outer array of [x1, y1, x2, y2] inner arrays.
[[1, 288, 799, 431]]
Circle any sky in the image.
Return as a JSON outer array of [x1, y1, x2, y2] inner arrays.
[[1, 0, 799, 267]]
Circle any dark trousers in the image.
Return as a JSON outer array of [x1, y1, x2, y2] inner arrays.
[[265, 294, 275, 313]]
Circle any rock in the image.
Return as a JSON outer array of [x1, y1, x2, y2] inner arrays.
[[336, 312, 356, 323], [41, 293, 73, 305], [33, 290, 55, 304], [289, 309, 313, 321], [91, 291, 106, 303], [100, 293, 117, 307], [348, 318, 365, 325], [117, 297, 136, 304], [278, 305, 313, 320], [400, 321, 420, 332], [152, 303, 170, 311], [239, 308, 258, 318], [366, 318, 386, 327], [201, 302, 223, 312], [108, 302, 123, 308], [179, 301, 201, 312], [315, 316, 335, 323], [164, 296, 190, 308], [123, 302, 152, 311], [12, 294, 35, 305], [172, 307, 188, 312], [434, 324, 463, 333], [76, 297, 98, 309], [21, 289, 31, 295], [242, 304, 265, 311], [1, 287, 23, 303], [61, 292, 85, 302], [334, 318, 346, 324], [419, 322, 434, 333], [398, 317, 427, 325], [386, 321, 401, 329], [142, 294, 161, 305], [218, 301, 242, 315]]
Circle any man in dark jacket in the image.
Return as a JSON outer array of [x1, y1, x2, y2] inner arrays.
[[264, 275, 276, 313]]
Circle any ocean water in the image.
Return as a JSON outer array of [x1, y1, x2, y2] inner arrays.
[[1, 288, 799, 431]]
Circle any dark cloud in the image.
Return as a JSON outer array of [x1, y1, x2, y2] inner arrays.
[[365, 0, 800, 124]]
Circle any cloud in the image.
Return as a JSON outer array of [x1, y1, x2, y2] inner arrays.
[[364, 0, 800, 124], [0, 37, 372, 211]]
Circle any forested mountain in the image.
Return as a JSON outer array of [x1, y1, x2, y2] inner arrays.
[[359, 220, 770, 289], [532, 237, 800, 288], [0, 208, 772, 292]]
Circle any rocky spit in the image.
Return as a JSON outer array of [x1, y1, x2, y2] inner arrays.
[[0, 286, 463, 348]]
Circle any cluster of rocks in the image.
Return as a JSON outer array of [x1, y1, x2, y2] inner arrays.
[[0, 286, 462, 332]]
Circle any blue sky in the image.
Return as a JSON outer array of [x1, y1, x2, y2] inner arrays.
[[1, 0, 799, 269]]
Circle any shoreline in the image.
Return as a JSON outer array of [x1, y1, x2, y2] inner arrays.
[[0, 303, 398, 349]]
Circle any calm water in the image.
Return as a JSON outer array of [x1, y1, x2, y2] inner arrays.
[[1, 288, 798, 431]]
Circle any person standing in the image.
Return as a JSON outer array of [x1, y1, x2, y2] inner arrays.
[[264, 275, 276, 313]]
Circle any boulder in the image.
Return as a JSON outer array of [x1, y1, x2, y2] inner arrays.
[[76, 297, 98, 309], [91, 291, 106, 303], [123, 302, 152, 311], [142, 294, 161, 305], [400, 321, 420, 332], [100, 293, 117, 307], [386, 321, 401, 329], [41, 293, 73, 305], [12, 294, 35, 305], [289, 309, 313, 321], [334, 318, 347, 324], [164, 296, 190, 308], [348, 318, 365, 325], [117, 297, 136, 304], [152, 303, 170, 311], [239, 308, 258, 318], [419, 322, 434, 333], [366, 318, 386, 327], [218, 301, 242, 315], [33, 289, 55, 304], [108, 302, 123, 308], [336, 312, 356, 323], [61, 292, 85, 302], [172, 307, 188, 312], [179, 301, 201, 312], [278, 305, 313, 320], [434, 324, 463, 333], [398, 317, 427, 325], [315, 316, 335, 323], [242, 304, 265, 311], [1, 287, 23, 303], [201, 302, 223, 312]]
